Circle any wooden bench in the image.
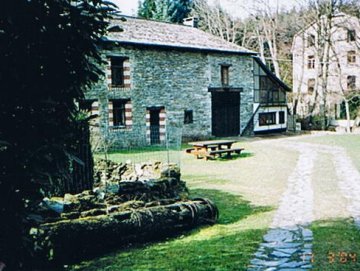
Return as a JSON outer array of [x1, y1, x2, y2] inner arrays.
[[208, 148, 244, 159], [185, 148, 195, 153]]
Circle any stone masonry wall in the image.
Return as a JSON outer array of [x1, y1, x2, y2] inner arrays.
[[85, 44, 254, 148]]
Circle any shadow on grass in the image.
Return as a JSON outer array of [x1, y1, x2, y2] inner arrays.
[[190, 188, 272, 224], [311, 218, 360, 271], [215, 151, 254, 162], [68, 189, 272, 271], [71, 229, 266, 271]]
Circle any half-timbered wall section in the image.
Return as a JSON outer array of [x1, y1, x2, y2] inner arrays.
[[252, 58, 290, 133]]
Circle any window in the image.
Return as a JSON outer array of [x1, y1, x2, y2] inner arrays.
[[308, 78, 315, 93], [347, 30, 356, 42], [221, 65, 229, 85], [347, 75, 356, 90], [184, 110, 193, 124], [278, 90, 286, 103], [307, 34, 315, 47], [254, 75, 286, 104], [279, 111, 285, 124], [259, 112, 276, 126], [79, 100, 94, 112], [347, 51, 356, 64], [307, 55, 315, 69], [111, 57, 125, 87], [112, 100, 126, 126]]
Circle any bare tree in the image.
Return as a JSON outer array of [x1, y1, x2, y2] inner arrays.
[[191, 0, 240, 43]]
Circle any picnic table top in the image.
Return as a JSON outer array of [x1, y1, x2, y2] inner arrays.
[[188, 140, 237, 147]]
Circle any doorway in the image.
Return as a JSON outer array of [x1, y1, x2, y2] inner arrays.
[[211, 92, 240, 137], [149, 109, 161, 144]]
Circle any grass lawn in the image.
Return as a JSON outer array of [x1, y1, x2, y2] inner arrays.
[[311, 219, 360, 270], [69, 134, 360, 270], [69, 189, 273, 271], [72, 137, 298, 270], [299, 133, 360, 269]]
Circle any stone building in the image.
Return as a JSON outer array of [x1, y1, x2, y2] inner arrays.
[[292, 13, 360, 118], [82, 16, 290, 148]]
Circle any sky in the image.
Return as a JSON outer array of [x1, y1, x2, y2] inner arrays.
[[111, 0, 302, 18]]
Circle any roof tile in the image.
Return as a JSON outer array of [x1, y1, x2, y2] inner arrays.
[[107, 16, 255, 54]]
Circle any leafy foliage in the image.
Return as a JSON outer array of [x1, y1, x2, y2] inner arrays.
[[0, 0, 115, 269], [138, 0, 193, 23]]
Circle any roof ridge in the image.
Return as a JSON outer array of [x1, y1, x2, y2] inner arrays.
[[114, 14, 189, 27]]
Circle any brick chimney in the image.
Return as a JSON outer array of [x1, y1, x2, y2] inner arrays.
[[183, 17, 199, 28]]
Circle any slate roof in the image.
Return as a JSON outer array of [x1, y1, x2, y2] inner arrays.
[[105, 16, 256, 55]]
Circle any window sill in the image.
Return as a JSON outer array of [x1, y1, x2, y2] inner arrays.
[[259, 123, 277, 126], [109, 86, 131, 91], [110, 126, 130, 130]]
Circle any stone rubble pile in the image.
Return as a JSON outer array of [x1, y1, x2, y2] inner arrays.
[[30, 159, 218, 264]]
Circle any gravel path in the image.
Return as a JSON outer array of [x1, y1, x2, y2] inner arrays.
[[248, 137, 360, 271], [248, 142, 316, 270], [332, 148, 360, 227]]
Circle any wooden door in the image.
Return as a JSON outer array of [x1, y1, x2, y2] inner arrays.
[[212, 92, 240, 137], [150, 109, 161, 144]]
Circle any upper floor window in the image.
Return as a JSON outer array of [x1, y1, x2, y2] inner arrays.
[[308, 78, 315, 93], [347, 75, 356, 90], [347, 30, 356, 42], [254, 75, 286, 104], [307, 34, 315, 47], [221, 65, 229, 86], [347, 50, 356, 64], [307, 55, 315, 69], [111, 57, 125, 87]]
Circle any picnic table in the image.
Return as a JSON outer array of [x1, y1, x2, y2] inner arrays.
[[186, 140, 244, 160]]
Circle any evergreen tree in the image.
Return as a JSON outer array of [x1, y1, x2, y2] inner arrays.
[[0, 0, 115, 269], [138, 0, 193, 23]]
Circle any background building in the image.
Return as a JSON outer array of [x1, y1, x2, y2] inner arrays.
[[292, 13, 360, 119]]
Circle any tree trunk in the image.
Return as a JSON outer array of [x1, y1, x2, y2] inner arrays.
[[345, 99, 351, 133]]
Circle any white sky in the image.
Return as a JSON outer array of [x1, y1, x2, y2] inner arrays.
[[111, 0, 302, 18]]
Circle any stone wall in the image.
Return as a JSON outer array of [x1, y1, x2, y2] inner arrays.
[[85, 44, 254, 148]]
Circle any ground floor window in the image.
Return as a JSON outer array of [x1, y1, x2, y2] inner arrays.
[[79, 99, 99, 126], [184, 110, 193, 124], [113, 100, 126, 126], [259, 112, 276, 126], [109, 99, 132, 128], [79, 99, 94, 112]]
